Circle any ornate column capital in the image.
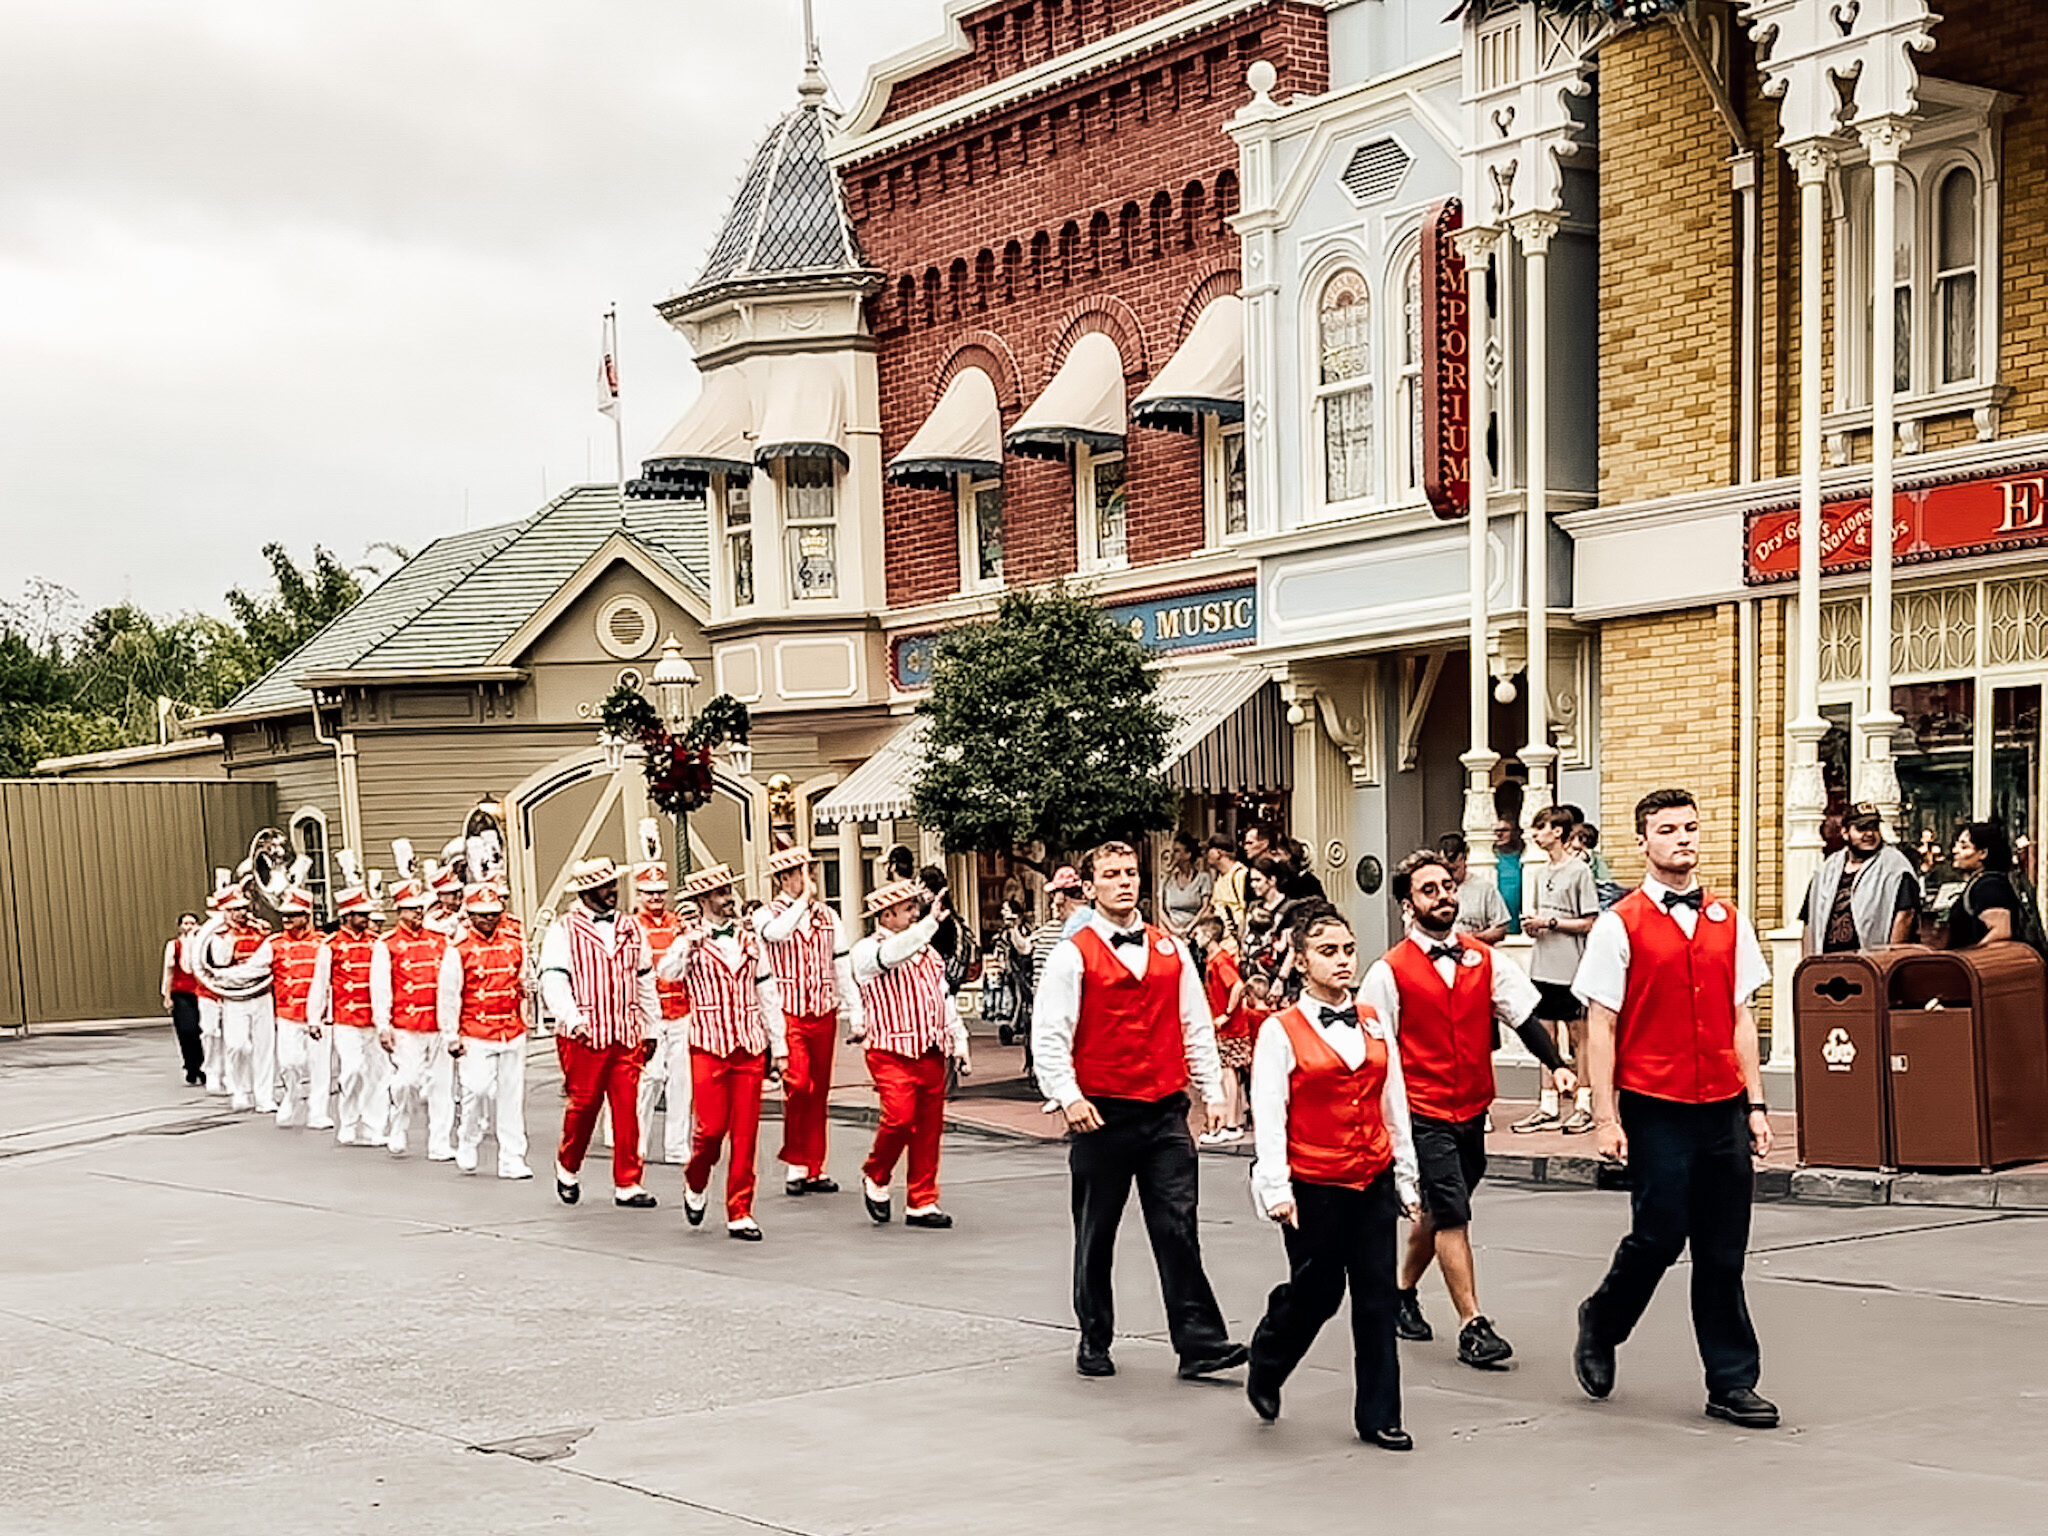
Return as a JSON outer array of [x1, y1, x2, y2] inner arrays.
[[1452, 224, 1501, 271], [1859, 115, 1912, 165], [1509, 210, 1563, 254], [1787, 139, 1837, 186]]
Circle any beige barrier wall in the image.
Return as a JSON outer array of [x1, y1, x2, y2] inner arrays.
[[0, 778, 277, 1029]]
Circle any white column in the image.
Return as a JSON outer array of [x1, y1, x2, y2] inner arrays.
[[1858, 121, 1910, 826], [1455, 225, 1502, 883], [1510, 212, 1562, 839], [836, 815, 865, 932], [1784, 142, 1837, 918]]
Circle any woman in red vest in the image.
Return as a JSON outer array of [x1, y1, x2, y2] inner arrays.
[[162, 911, 205, 1086], [1571, 788, 1777, 1430], [1245, 902, 1419, 1450]]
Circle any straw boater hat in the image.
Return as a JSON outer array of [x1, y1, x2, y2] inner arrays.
[[463, 885, 504, 915], [389, 879, 428, 909], [565, 857, 619, 894], [334, 887, 372, 917], [681, 863, 736, 899], [767, 846, 814, 877], [275, 888, 314, 916], [865, 878, 923, 918], [633, 861, 670, 891]]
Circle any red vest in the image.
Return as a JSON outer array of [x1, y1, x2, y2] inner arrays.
[[1386, 936, 1497, 1123], [227, 921, 269, 964], [384, 927, 450, 1032], [271, 931, 323, 1024], [457, 930, 527, 1041], [1279, 1004, 1393, 1190], [326, 929, 377, 1027], [1613, 888, 1747, 1104], [169, 938, 201, 996], [638, 907, 692, 1021], [1204, 949, 1249, 1040], [1070, 925, 1187, 1103]]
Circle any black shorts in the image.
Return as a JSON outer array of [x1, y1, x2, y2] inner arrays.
[[1533, 980, 1582, 1023], [1412, 1112, 1487, 1229]]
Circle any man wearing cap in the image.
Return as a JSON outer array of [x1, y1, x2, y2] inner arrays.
[[755, 846, 859, 1198], [452, 884, 534, 1179], [209, 885, 278, 1115], [539, 858, 663, 1209], [313, 884, 387, 1145], [373, 879, 462, 1160], [271, 888, 335, 1130], [656, 864, 788, 1240], [628, 862, 694, 1165], [1799, 803, 1921, 955], [851, 878, 969, 1227]]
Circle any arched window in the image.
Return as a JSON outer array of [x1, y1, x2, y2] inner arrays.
[[1149, 191, 1172, 259], [1317, 270, 1375, 505], [1213, 169, 1239, 240], [1936, 165, 1979, 385], [1119, 201, 1141, 268], [1398, 254, 1424, 495], [1001, 240, 1022, 303], [948, 257, 969, 321], [1181, 180, 1206, 249], [1058, 221, 1080, 285], [975, 248, 995, 310], [289, 808, 331, 922], [1088, 211, 1110, 277], [922, 267, 941, 327]]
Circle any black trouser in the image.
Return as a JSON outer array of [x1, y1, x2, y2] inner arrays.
[[1068, 1093, 1231, 1360], [1583, 1090, 1761, 1393], [170, 992, 204, 1080], [1249, 1174, 1401, 1434]]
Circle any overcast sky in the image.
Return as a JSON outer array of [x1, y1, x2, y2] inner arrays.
[[0, 0, 938, 620]]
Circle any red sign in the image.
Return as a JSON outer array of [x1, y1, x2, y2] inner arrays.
[[1744, 462, 2048, 584], [1421, 198, 1472, 521]]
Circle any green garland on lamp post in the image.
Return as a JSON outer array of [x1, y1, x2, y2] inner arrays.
[[597, 682, 753, 876]]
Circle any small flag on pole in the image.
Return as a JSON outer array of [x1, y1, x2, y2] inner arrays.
[[597, 310, 620, 420]]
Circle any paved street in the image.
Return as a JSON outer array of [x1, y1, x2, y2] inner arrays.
[[4, 1026, 2045, 1535]]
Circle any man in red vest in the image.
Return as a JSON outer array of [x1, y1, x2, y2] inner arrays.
[[453, 884, 534, 1179], [756, 846, 859, 1197], [210, 886, 276, 1114], [850, 878, 969, 1227], [628, 862, 694, 1165], [313, 884, 386, 1146], [1359, 849, 1576, 1368], [271, 887, 334, 1130], [1572, 788, 1777, 1430], [372, 879, 461, 1160], [1033, 840, 1245, 1381], [657, 864, 788, 1240], [1245, 903, 1420, 1448]]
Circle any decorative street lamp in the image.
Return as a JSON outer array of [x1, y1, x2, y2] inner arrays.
[[651, 634, 700, 728]]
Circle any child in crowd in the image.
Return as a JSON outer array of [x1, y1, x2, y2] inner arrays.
[[1196, 916, 1248, 1145]]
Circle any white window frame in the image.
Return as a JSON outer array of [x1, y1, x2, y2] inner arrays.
[[1395, 247, 1425, 499], [1075, 445, 1128, 573], [288, 806, 331, 923], [1203, 418, 1247, 547], [957, 473, 1005, 592], [1313, 266, 1377, 515], [780, 454, 840, 603], [719, 473, 757, 613]]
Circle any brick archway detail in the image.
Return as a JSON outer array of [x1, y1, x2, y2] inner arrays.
[[932, 331, 1024, 412], [1174, 266, 1242, 345], [1047, 296, 1149, 383]]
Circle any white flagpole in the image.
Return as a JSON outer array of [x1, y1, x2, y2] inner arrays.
[[608, 305, 626, 521]]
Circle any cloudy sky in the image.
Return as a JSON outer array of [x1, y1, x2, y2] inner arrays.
[[0, 0, 937, 619]]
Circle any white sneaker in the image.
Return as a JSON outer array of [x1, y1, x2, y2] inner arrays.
[[455, 1146, 479, 1174], [386, 1128, 408, 1157], [229, 1095, 252, 1112], [427, 1147, 456, 1163], [308, 1117, 336, 1131], [499, 1161, 534, 1180], [336, 1126, 357, 1146]]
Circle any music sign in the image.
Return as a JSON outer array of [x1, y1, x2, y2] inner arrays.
[[1744, 463, 2048, 584]]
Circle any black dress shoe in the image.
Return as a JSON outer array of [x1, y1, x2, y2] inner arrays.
[[1075, 1346, 1116, 1378], [1176, 1342, 1250, 1380], [784, 1178, 808, 1197], [863, 1188, 892, 1224], [1574, 1299, 1614, 1400], [904, 1210, 953, 1229], [1395, 1287, 1434, 1343], [727, 1223, 764, 1242], [683, 1192, 707, 1227], [1360, 1426, 1413, 1452], [803, 1176, 840, 1194], [1457, 1315, 1514, 1369], [614, 1190, 658, 1209], [556, 1178, 580, 1206], [1246, 1369, 1281, 1423], [1705, 1387, 1780, 1429]]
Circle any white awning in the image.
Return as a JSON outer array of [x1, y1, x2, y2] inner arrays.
[[887, 368, 1003, 489], [642, 368, 754, 479], [754, 353, 848, 467], [1155, 664, 1288, 795], [1006, 332, 1126, 461], [1132, 295, 1244, 435], [814, 721, 928, 826]]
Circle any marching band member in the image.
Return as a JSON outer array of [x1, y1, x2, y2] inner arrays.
[[540, 858, 662, 1209], [270, 887, 335, 1130], [850, 879, 967, 1228], [312, 883, 387, 1146], [754, 846, 859, 1197], [657, 864, 787, 1240], [211, 885, 277, 1114], [186, 886, 228, 1096], [452, 884, 534, 1179], [631, 860, 694, 1165], [424, 864, 465, 938], [372, 879, 461, 1160]]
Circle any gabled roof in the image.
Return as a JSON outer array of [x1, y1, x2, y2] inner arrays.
[[215, 486, 709, 721]]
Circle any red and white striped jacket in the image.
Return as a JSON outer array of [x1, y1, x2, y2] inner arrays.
[[757, 895, 843, 1018], [856, 945, 951, 1058], [679, 924, 772, 1058], [557, 907, 648, 1050]]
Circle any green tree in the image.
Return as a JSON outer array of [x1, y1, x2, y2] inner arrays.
[[225, 542, 365, 677], [911, 584, 1178, 858]]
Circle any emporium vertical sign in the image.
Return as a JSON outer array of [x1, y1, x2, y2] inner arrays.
[[1421, 197, 1471, 521]]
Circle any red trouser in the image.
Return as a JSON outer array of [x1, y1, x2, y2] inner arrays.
[[556, 1035, 646, 1191], [776, 1009, 839, 1178], [863, 1049, 948, 1209], [686, 1047, 767, 1221]]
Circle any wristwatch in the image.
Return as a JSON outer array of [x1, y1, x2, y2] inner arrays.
[[1746, 1100, 1770, 1115]]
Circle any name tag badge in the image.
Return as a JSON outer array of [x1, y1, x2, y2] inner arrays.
[[1460, 948, 1483, 967], [1156, 940, 1175, 956], [1706, 903, 1729, 923]]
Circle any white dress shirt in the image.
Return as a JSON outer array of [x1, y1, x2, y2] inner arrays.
[[1357, 928, 1544, 1038], [539, 911, 663, 1042], [1572, 874, 1770, 1013], [1032, 913, 1223, 1109], [1249, 994, 1420, 1216]]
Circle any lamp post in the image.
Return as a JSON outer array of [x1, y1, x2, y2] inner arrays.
[[650, 635, 700, 877]]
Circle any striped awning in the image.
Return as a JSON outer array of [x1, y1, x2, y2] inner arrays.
[[814, 721, 928, 826], [1156, 666, 1290, 796]]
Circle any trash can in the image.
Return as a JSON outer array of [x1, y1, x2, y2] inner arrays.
[[1886, 944, 2048, 1171], [1793, 949, 1916, 1170]]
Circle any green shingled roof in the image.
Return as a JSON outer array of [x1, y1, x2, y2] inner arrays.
[[223, 485, 709, 719]]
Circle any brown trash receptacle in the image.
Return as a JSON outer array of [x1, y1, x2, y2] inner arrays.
[[1886, 944, 2048, 1171], [1794, 949, 1917, 1170]]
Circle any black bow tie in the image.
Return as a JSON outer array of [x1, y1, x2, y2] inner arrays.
[[1319, 1005, 1358, 1030], [1427, 942, 1462, 965], [591, 910, 616, 923], [1662, 889, 1704, 912], [1109, 929, 1146, 949]]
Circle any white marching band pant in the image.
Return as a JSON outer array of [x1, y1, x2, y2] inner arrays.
[[274, 1020, 335, 1129], [219, 996, 277, 1113], [385, 1030, 454, 1159], [637, 1027, 692, 1164], [198, 996, 225, 1095], [331, 1024, 390, 1145], [456, 1038, 530, 1176]]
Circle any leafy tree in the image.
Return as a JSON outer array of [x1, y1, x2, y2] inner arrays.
[[225, 543, 364, 677], [911, 584, 1177, 859]]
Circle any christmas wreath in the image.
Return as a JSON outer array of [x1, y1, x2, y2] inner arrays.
[[598, 682, 752, 817]]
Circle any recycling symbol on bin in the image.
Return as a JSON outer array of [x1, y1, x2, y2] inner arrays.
[[1821, 1027, 1857, 1070]]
